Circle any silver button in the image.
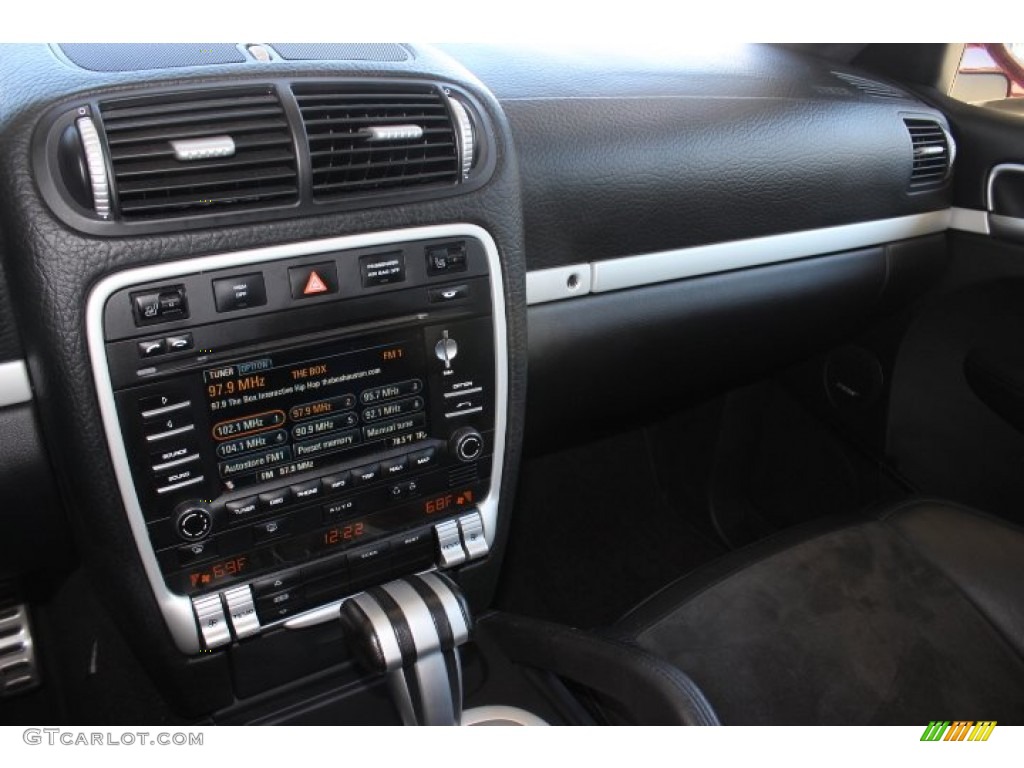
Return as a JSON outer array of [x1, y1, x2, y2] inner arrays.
[[435, 520, 467, 568], [192, 594, 231, 649], [458, 512, 489, 560], [223, 585, 260, 640]]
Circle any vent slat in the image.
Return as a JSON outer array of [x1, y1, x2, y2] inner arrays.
[[903, 117, 952, 191], [294, 83, 460, 201], [833, 71, 907, 99], [100, 85, 298, 220]]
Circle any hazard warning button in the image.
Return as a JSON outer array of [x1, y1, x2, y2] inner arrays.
[[288, 262, 339, 300]]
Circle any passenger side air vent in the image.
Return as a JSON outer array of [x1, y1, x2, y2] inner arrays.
[[293, 83, 467, 201], [99, 85, 299, 220], [833, 72, 907, 99], [903, 118, 955, 191]]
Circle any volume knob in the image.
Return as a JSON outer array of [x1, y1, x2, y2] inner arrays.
[[450, 427, 484, 463], [176, 504, 213, 542]]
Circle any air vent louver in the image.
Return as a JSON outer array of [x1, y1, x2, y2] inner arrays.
[[100, 86, 299, 220], [833, 72, 907, 99], [293, 83, 461, 201], [904, 118, 954, 191]]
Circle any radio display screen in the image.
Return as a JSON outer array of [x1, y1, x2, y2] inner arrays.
[[203, 335, 428, 491]]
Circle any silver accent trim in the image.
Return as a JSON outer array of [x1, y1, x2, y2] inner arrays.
[[171, 136, 236, 162], [444, 387, 482, 398], [145, 424, 195, 443], [445, 406, 483, 418], [913, 145, 946, 158], [461, 706, 549, 726], [350, 593, 404, 669], [0, 604, 39, 696], [76, 116, 111, 219], [949, 207, 990, 236], [987, 163, 1024, 213], [86, 224, 508, 654], [449, 97, 475, 179], [151, 453, 200, 472], [140, 399, 192, 419], [223, 585, 260, 640], [0, 360, 32, 407], [363, 125, 424, 142], [418, 572, 470, 644], [526, 264, 592, 305], [191, 594, 231, 649], [155, 475, 204, 494], [943, 123, 957, 181]]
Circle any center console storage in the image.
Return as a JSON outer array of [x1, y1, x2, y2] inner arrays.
[[86, 224, 508, 655]]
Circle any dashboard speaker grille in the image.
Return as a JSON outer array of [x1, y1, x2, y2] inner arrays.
[[293, 83, 460, 201], [99, 85, 299, 220], [269, 43, 410, 62], [58, 43, 247, 72], [904, 118, 953, 191]]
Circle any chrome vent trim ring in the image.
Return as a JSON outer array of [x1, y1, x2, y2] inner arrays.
[[76, 115, 112, 219]]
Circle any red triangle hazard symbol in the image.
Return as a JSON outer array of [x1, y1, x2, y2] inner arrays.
[[303, 271, 328, 295]]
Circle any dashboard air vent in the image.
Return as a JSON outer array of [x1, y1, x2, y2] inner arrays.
[[903, 118, 954, 191], [99, 85, 299, 220], [293, 83, 462, 201], [833, 72, 906, 99]]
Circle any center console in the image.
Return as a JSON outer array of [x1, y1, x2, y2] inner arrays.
[[86, 224, 507, 655]]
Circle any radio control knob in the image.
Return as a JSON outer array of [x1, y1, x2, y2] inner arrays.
[[176, 504, 213, 542], [450, 427, 484, 463]]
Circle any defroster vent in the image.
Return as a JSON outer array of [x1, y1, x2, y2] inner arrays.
[[99, 85, 299, 220], [294, 83, 466, 201], [903, 117, 955, 191]]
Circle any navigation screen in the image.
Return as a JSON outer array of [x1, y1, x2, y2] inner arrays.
[[203, 335, 428, 491]]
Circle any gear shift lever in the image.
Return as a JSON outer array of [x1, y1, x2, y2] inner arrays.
[[341, 572, 472, 726]]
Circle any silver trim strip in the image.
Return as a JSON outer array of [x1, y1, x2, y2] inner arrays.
[[525, 212, 953, 305], [0, 360, 32, 407], [145, 424, 195, 443], [445, 406, 483, 418], [86, 224, 508, 655], [949, 207, 990, 236], [155, 475, 204, 494], [525, 264, 591, 305], [151, 453, 200, 472], [140, 399, 192, 419], [592, 211, 950, 294], [443, 387, 482, 398], [461, 706, 549, 726]]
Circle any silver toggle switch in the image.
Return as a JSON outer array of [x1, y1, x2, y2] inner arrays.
[[435, 330, 458, 369], [191, 594, 231, 649], [435, 519, 468, 568], [223, 585, 260, 640], [458, 512, 489, 560]]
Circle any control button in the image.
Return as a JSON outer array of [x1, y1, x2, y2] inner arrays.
[[388, 479, 419, 502], [323, 498, 358, 521], [450, 427, 484, 463], [192, 594, 231, 649], [152, 450, 199, 473], [138, 338, 166, 358], [252, 517, 290, 543], [391, 527, 435, 569], [176, 506, 212, 541], [177, 539, 218, 566], [425, 242, 467, 276], [259, 487, 292, 512], [140, 396, 191, 420], [256, 588, 306, 623], [428, 284, 470, 304], [360, 379, 423, 404], [289, 262, 338, 299], [434, 520, 467, 568], [253, 569, 303, 598], [155, 464, 203, 489], [216, 429, 288, 460], [350, 463, 380, 486], [363, 414, 427, 442], [133, 292, 162, 323], [291, 479, 321, 503], [346, 541, 391, 576], [226, 496, 259, 520], [223, 585, 260, 640], [212, 411, 286, 441], [320, 471, 352, 494], [212, 273, 267, 312], [381, 455, 409, 477], [158, 288, 187, 318], [144, 410, 193, 436], [408, 447, 436, 471], [444, 392, 484, 418], [218, 446, 293, 480], [359, 251, 406, 287], [435, 332, 458, 368], [458, 512, 490, 560], [165, 333, 193, 352], [361, 396, 424, 423]]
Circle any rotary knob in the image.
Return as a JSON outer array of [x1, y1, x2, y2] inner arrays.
[[450, 427, 484, 463], [435, 331, 459, 369], [176, 504, 213, 542]]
